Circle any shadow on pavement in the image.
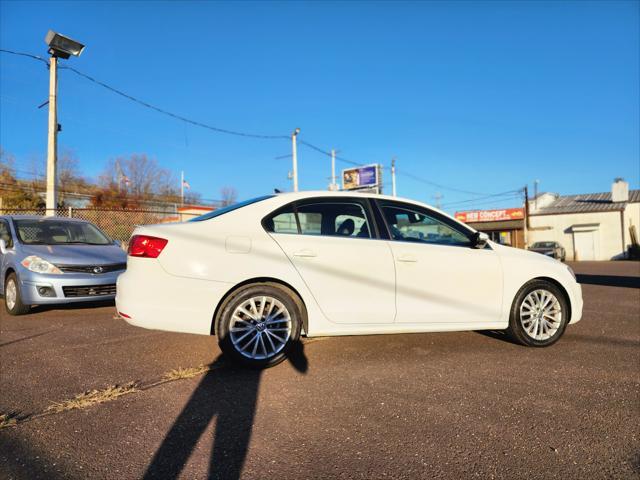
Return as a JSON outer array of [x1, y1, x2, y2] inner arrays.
[[474, 329, 519, 345], [143, 340, 308, 480], [576, 274, 640, 289]]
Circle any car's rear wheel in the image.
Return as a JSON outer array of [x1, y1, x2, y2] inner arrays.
[[5, 273, 30, 316], [506, 279, 569, 347], [217, 283, 302, 368]]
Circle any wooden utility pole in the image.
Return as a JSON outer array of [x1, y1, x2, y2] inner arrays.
[[45, 56, 58, 215], [524, 185, 530, 248], [391, 158, 397, 197]]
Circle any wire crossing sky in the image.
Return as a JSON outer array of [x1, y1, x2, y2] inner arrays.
[[1, 1, 638, 212]]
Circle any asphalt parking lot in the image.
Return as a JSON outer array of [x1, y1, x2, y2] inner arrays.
[[1, 261, 639, 479]]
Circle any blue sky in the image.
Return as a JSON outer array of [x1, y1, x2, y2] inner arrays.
[[1, 0, 638, 211]]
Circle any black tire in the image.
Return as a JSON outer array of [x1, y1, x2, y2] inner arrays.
[[216, 283, 303, 368], [506, 279, 569, 347], [4, 272, 30, 316]]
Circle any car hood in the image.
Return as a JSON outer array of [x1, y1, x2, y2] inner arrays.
[[19, 243, 127, 265], [492, 242, 558, 264]]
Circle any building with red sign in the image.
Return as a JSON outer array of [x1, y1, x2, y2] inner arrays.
[[455, 207, 525, 248]]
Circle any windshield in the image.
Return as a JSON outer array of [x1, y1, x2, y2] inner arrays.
[[14, 219, 112, 245], [189, 195, 275, 222], [532, 242, 555, 248]]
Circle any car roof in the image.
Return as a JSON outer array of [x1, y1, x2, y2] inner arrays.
[[274, 190, 405, 202]]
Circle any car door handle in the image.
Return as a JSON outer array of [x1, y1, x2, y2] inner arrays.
[[293, 249, 317, 258], [397, 254, 417, 263]]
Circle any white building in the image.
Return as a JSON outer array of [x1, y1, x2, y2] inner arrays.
[[528, 179, 640, 261]]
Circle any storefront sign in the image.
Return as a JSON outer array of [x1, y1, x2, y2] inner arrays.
[[342, 165, 379, 190], [455, 208, 524, 223]]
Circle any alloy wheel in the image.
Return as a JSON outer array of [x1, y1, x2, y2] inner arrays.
[[519, 289, 562, 341], [229, 296, 292, 360]]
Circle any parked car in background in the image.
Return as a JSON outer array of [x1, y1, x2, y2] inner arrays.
[[117, 191, 583, 368], [0, 216, 127, 315], [529, 241, 566, 261]]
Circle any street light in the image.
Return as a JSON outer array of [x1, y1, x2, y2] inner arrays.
[[45, 30, 85, 59], [43, 30, 85, 215]]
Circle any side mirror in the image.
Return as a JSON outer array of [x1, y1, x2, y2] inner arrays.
[[472, 232, 489, 249], [0, 239, 7, 255]]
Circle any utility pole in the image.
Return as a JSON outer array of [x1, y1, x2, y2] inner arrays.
[[391, 157, 397, 197], [433, 192, 443, 209], [43, 30, 85, 216], [45, 56, 58, 215], [524, 185, 530, 248], [180, 170, 185, 206], [534, 179, 539, 210], [328, 149, 339, 191], [291, 128, 300, 192]]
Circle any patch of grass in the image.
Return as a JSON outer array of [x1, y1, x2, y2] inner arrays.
[[0, 413, 19, 429], [46, 382, 138, 414], [162, 365, 209, 381]]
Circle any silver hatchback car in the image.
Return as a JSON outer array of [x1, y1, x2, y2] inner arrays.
[[0, 215, 127, 315]]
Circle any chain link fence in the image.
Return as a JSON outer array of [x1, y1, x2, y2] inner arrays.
[[0, 207, 203, 246]]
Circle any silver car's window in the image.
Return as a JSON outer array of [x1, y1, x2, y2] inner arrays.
[[14, 220, 112, 245], [0, 220, 13, 248]]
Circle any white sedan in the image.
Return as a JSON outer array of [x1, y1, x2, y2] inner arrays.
[[116, 191, 583, 368]]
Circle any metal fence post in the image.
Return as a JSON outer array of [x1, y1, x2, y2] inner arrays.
[[68, 206, 73, 218]]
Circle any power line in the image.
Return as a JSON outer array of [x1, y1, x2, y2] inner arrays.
[[59, 65, 290, 140], [0, 48, 49, 67], [2, 48, 518, 201], [441, 189, 524, 208]]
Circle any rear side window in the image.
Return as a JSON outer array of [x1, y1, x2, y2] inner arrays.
[[264, 200, 372, 239]]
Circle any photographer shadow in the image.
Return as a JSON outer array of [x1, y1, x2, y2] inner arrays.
[[143, 340, 308, 479]]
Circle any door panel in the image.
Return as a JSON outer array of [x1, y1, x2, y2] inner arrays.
[[389, 242, 502, 324], [375, 200, 503, 325], [272, 234, 396, 324]]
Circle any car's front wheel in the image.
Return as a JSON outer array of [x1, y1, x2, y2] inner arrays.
[[217, 283, 303, 368], [506, 280, 569, 347], [4, 272, 30, 316]]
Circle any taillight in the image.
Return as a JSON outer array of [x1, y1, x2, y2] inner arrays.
[[128, 235, 168, 258]]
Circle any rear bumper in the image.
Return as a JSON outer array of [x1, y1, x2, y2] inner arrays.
[[18, 268, 123, 305], [116, 258, 232, 335]]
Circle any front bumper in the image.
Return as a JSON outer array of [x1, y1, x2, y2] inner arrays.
[[17, 268, 124, 305], [568, 281, 583, 324]]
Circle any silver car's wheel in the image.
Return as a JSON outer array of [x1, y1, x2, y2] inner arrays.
[[4, 273, 30, 315], [5, 278, 17, 310], [229, 296, 292, 360], [519, 289, 562, 341]]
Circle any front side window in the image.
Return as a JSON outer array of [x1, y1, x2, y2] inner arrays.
[[14, 220, 112, 245], [0, 220, 13, 248], [381, 205, 471, 247]]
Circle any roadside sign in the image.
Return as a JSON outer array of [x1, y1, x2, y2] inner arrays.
[[342, 164, 380, 191], [455, 208, 524, 223]]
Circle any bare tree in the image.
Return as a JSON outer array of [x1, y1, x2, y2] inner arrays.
[[220, 186, 238, 207]]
